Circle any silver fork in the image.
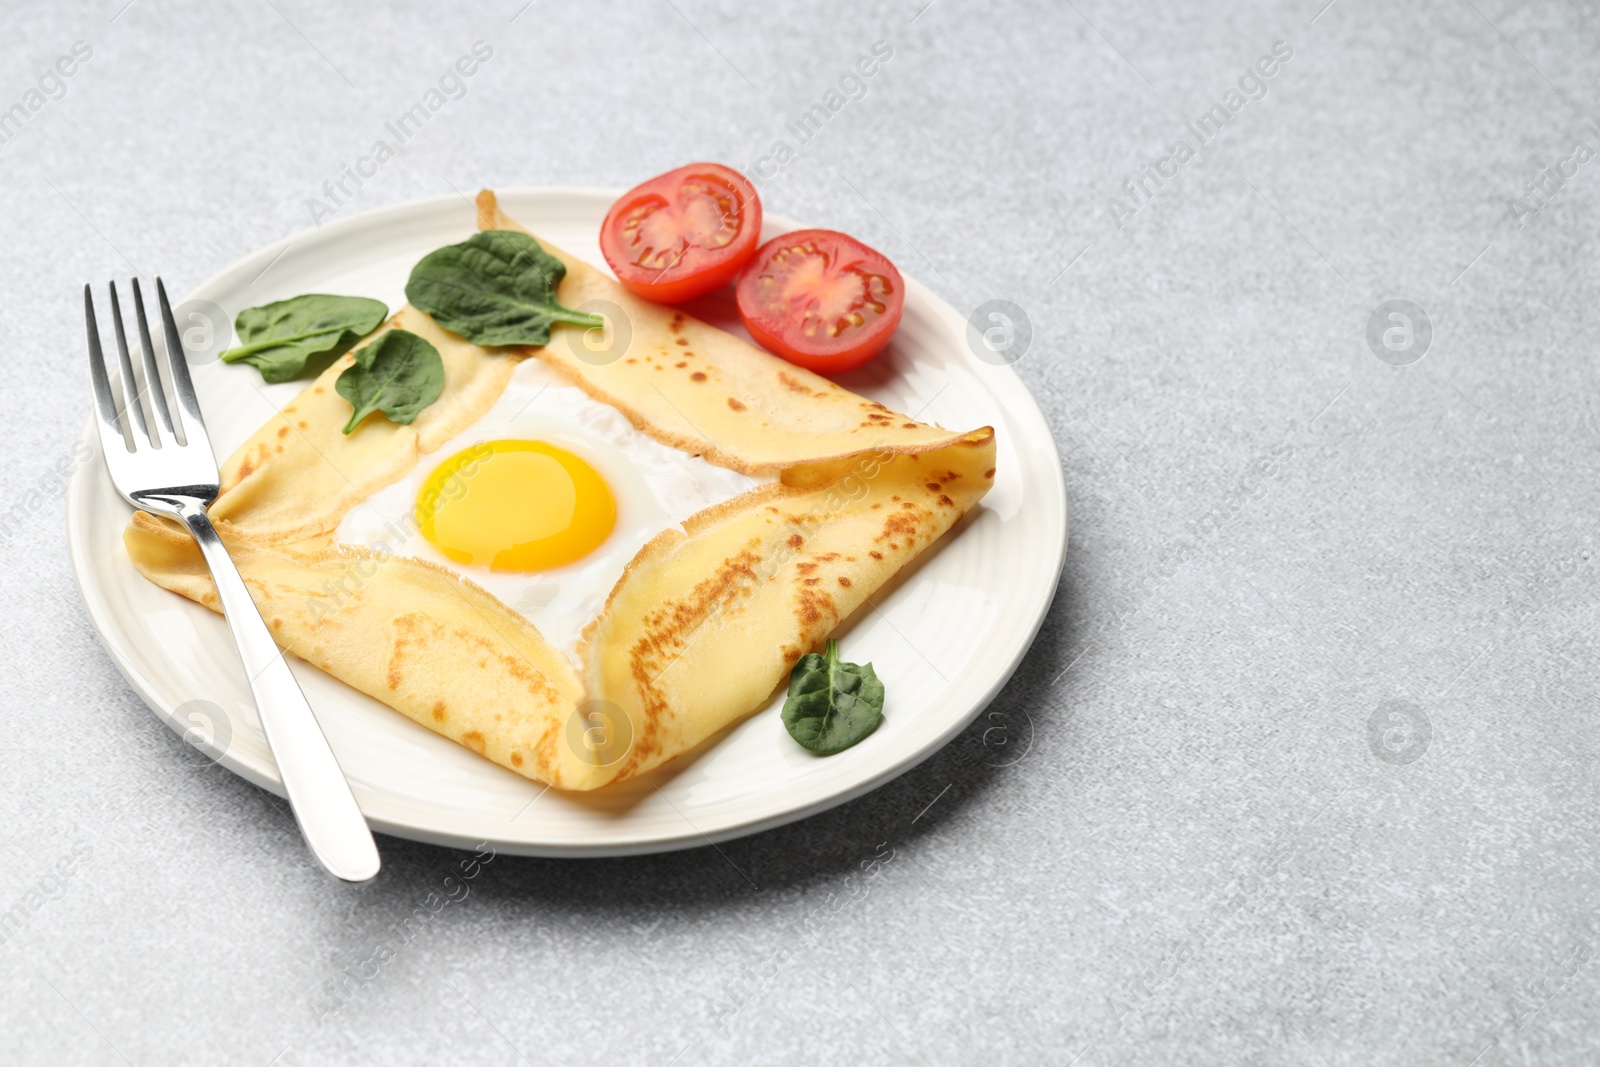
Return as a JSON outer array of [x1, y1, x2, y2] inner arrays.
[[86, 278, 380, 883]]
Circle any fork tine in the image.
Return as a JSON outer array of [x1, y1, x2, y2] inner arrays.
[[155, 278, 212, 451], [84, 285, 129, 452], [130, 278, 178, 444], [107, 281, 154, 449]]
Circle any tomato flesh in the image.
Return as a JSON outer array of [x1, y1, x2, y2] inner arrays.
[[735, 229, 904, 375], [600, 163, 762, 304]]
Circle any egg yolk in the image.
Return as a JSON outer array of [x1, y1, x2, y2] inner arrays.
[[416, 440, 616, 572]]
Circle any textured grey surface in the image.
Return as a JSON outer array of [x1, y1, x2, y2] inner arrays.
[[4, 0, 1600, 1063]]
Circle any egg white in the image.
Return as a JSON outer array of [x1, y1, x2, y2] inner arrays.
[[336, 357, 765, 659]]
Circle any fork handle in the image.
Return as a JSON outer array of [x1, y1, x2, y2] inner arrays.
[[178, 503, 381, 883]]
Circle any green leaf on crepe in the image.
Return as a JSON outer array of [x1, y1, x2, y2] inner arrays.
[[335, 329, 445, 435], [405, 229, 604, 347], [781, 639, 885, 756], [219, 294, 388, 383]]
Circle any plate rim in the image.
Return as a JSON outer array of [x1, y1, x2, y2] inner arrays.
[[65, 186, 1069, 857]]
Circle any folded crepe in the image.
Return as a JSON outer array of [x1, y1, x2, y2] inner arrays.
[[125, 190, 996, 790]]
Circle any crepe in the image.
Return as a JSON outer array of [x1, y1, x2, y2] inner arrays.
[[125, 190, 996, 790]]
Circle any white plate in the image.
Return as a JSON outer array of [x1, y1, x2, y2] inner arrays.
[[67, 188, 1068, 857]]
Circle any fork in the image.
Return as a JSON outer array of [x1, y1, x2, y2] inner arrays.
[[85, 278, 381, 883]]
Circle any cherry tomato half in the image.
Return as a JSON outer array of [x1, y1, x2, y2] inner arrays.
[[599, 163, 763, 304], [734, 229, 905, 375]]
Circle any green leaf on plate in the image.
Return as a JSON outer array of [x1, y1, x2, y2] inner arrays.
[[781, 639, 885, 756], [405, 229, 604, 347], [335, 329, 445, 435], [219, 294, 388, 383]]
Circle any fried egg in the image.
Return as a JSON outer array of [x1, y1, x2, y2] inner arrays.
[[337, 356, 764, 657]]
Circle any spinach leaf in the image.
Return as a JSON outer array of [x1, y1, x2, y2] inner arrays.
[[781, 639, 885, 755], [405, 230, 604, 347], [335, 329, 444, 435], [220, 294, 388, 383]]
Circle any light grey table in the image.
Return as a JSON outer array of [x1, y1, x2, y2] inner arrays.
[[5, 0, 1599, 1063]]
